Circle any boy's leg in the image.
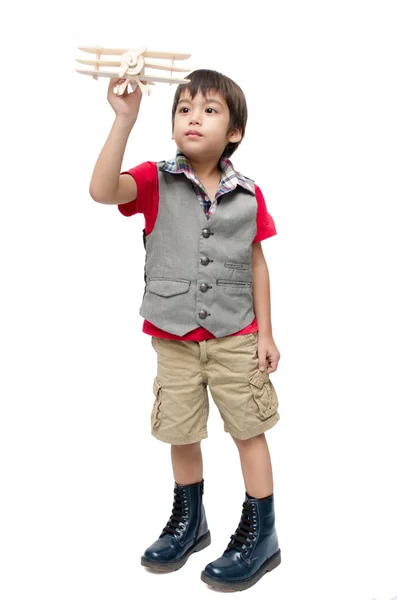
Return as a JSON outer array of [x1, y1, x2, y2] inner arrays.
[[141, 442, 210, 571], [201, 434, 280, 591], [200, 334, 281, 591], [142, 339, 211, 572], [232, 433, 273, 498], [171, 442, 203, 485]]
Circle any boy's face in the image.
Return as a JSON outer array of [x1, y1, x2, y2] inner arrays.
[[172, 89, 241, 162]]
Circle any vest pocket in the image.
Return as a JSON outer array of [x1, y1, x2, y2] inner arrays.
[[147, 278, 191, 298], [224, 262, 250, 270], [249, 371, 279, 420], [151, 377, 163, 428], [217, 279, 252, 287]]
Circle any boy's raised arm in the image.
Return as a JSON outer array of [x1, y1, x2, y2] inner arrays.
[[89, 78, 143, 205]]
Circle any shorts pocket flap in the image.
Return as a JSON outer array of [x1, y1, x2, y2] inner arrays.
[[249, 371, 269, 389], [151, 378, 163, 428], [147, 278, 191, 297], [153, 377, 162, 395], [249, 372, 278, 421]]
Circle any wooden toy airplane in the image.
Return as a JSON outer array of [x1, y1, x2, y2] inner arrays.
[[76, 46, 192, 95]]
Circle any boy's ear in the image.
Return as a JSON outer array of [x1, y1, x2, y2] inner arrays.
[[228, 128, 242, 143]]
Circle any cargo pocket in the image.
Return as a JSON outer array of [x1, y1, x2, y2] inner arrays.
[[248, 371, 279, 420], [151, 377, 163, 429]]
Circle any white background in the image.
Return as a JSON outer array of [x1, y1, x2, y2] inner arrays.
[[1, 1, 396, 599]]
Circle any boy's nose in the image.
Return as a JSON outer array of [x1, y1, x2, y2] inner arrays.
[[189, 113, 201, 125]]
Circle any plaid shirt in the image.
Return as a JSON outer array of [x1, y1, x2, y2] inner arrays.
[[160, 151, 255, 219]]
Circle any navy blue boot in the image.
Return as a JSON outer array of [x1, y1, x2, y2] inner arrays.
[[141, 479, 211, 572], [201, 493, 281, 591]]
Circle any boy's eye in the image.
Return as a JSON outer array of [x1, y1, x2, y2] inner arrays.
[[178, 106, 217, 114]]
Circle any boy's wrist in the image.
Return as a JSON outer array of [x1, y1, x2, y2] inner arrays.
[[258, 329, 273, 340], [114, 114, 136, 129]]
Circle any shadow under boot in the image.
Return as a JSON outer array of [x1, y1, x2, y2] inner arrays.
[[141, 479, 211, 572], [201, 492, 281, 591]]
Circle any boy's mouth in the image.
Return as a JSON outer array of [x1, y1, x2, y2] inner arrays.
[[186, 130, 202, 137]]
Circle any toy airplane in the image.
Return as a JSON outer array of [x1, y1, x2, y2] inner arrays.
[[76, 46, 192, 95]]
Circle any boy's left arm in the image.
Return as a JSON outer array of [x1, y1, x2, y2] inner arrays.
[[252, 242, 280, 374]]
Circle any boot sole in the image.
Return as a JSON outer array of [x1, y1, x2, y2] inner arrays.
[[141, 530, 211, 573], [200, 548, 281, 591]]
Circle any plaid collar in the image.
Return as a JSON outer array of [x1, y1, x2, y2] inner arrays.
[[160, 151, 255, 197]]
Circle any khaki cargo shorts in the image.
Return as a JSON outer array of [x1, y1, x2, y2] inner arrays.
[[150, 331, 280, 445]]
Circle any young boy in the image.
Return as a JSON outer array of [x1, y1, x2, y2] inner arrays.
[[89, 69, 281, 592]]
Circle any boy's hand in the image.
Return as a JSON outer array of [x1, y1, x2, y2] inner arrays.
[[257, 335, 280, 374], [107, 78, 143, 123]]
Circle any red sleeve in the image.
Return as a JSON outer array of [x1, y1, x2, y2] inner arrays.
[[117, 161, 158, 218], [253, 184, 277, 243]]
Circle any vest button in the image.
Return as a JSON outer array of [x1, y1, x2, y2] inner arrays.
[[202, 228, 211, 238], [201, 256, 210, 265], [198, 310, 208, 319], [200, 283, 209, 292]]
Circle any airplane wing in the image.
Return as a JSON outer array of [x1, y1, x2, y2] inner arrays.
[[144, 62, 190, 73], [142, 50, 191, 60], [76, 59, 121, 67], [78, 46, 129, 55], [78, 47, 191, 60], [141, 75, 190, 84], [75, 68, 122, 77]]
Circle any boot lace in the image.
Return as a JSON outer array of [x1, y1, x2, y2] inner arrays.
[[227, 501, 256, 554], [162, 488, 188, 536]]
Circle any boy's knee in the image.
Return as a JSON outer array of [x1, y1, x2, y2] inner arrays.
[[231, 432, 265, 446], [171, 441, 202, 452]]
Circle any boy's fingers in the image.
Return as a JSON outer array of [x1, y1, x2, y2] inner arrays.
[[109, 78, 126, 89]]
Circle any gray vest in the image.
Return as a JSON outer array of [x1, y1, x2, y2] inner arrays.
[[139, 163, 257, 337]]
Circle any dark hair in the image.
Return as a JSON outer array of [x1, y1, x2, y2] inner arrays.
[[171, 69, 247, 158]]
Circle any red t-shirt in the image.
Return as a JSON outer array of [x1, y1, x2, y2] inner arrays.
[[118, 161, 277, 341]]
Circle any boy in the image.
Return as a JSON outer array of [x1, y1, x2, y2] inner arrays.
[[89, 69, 281, 592]]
